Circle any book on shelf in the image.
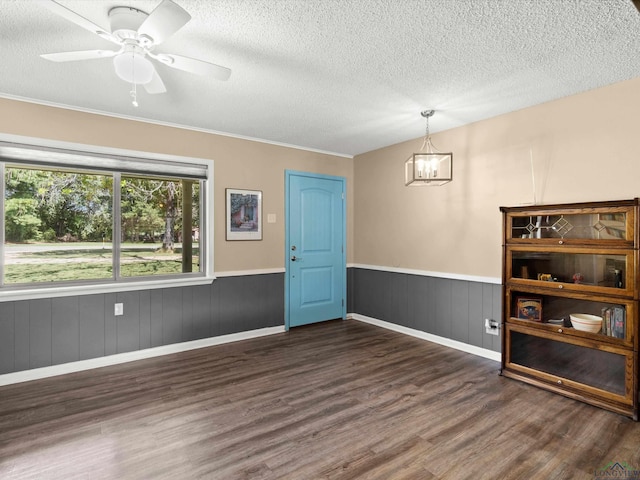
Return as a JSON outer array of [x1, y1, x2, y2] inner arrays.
[[601, 307, 609, 335], [613, 306, 625, 338], [600, 306, 625, 339]]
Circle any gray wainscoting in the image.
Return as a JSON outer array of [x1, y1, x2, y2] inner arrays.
[[0, 268, 501, 376], [350, 268, 502, 353], [0, 273, 284, 375]]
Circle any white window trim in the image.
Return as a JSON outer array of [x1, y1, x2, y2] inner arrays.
[[0, 133, 215, 302]]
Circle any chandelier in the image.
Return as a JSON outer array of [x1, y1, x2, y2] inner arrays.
[[404, 110, 452, 186]]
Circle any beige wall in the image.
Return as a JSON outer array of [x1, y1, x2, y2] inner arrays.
[[354, 77, 640, 279], [3, 76, 639, 279], [0, 98, 354, 272]]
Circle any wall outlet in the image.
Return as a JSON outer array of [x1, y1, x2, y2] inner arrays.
[[485, 318, 499, 336], [114, 303, 123, 316]]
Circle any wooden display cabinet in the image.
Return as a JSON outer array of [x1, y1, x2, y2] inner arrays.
[[500, 199, 639, 420]]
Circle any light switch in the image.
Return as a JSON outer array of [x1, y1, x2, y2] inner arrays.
[[267, 213, 276, 223], [115, 303, 123, 316]]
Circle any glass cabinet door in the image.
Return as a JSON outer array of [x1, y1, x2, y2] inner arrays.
[[507, 247, 634, 296], [505, 326, 633, 406], [506, 207, 634, 244]]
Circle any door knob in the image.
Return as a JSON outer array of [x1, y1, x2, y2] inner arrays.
[[291, 255, 298, 261]]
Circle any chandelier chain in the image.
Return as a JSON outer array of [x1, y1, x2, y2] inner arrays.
[[421, 109, 434, 139]]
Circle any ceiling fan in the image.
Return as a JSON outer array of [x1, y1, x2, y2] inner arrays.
[[39, 0, 231, 106]]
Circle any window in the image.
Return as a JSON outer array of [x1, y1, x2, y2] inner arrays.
[[0, 139, 212, 295], [120, 176, 200, 278], [4, 167, 114, 284]]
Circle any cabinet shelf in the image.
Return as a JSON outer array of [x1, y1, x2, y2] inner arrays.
[[501, 199, 639, 420], [508, 317, 631, 348], [506, 288, 634, 346]]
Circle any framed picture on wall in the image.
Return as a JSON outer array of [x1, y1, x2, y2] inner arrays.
[[226, 188, 262, 240]]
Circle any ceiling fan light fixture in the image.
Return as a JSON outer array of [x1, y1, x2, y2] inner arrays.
[[113, 50, 155, 84]]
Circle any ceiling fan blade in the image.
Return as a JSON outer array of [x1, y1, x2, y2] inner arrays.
[[153, 53, 232, 81], [143, 68, 167, 94], [37, 0, 119, 45], [138, 0, 191, 45], [41, 49, 119, 62]]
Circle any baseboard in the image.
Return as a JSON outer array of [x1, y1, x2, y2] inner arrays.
[[0, 325, 285, 387], [350, 313, 501, 362], [0, 316, 500, 387]]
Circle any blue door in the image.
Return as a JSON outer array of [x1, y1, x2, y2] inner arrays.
[[285, 171, 346, 328]]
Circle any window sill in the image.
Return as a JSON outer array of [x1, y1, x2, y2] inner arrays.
[[0, 276, 217, 303]]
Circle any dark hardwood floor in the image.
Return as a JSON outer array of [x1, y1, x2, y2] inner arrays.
[[0, 319, 638, 479]]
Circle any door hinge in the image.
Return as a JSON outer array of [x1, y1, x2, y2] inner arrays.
[[342, 299, 344, 306], [342, 192, 345, 200]]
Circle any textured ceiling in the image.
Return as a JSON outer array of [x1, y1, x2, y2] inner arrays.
[[0, 0, 639, 157]]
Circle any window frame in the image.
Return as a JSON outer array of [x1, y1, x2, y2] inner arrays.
[[0, 134, 215, 302]]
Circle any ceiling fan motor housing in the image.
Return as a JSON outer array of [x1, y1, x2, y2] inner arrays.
[[109, 7, 149, 42]]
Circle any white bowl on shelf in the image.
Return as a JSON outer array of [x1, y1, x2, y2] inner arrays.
[[569, 314, 603, 333]]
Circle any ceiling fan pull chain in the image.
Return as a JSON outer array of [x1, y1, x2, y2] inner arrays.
[[130, 84, 138, 108], [130, 53, 139, 107]]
